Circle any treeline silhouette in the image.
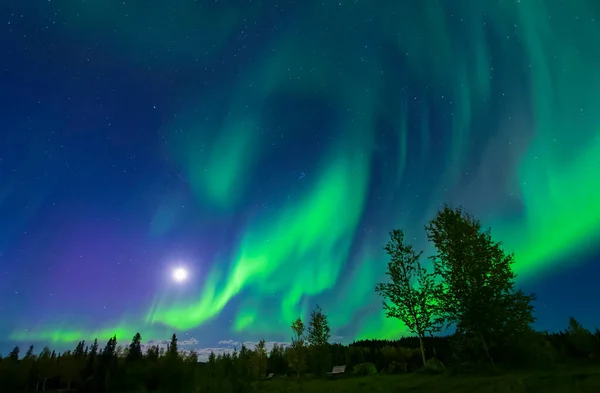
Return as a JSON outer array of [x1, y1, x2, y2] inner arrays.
[[2, 205, 599, 392], [0, 318, 599, 393]]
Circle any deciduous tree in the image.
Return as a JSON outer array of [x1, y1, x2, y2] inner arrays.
[[288, 317, 306, 378], [375, 229, 441, 366], [307, 305, 331, 347], [307, 305, 332, 374], [426, 205, 536, 367]]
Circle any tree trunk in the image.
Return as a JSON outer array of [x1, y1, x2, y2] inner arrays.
[[418, 335, 427, 366], [479, 333, 495, 369], [42, 378, 47, 392]]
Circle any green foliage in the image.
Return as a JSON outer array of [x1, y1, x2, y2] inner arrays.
[[504, 330, 560, 369], [375, 229, 441, 365], [288, 317, 307, 378], [380, 345, 420, 363], [353, 362, 377, 376], [426, 205, 536, 367], [307, 305, 331, 347], [307, 305, 332, 375], [424, 357, 445, 373]]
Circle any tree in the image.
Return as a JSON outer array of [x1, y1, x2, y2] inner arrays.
[[426, 205, 536, 367], [146, 345, 160, 362], [8, 346, 19, 360], [99, 336, 118, 392], [307, 305, 331, 347], [207, 351, 217, 377], [73, 341, 86, 358], [375, 229, 441, 366], [89, 339, 99, 358], [307, 305, 332, 375], [288, 318, 307, 378], [59, 352, 83, 390], [115, 344, 127, 358], [268, 344, 287, 374], [25, 345, 35, 358], [163, 334, 183, 393], [85, 339, 99, 382], [186, 350, 198, 363], [37, 346, 56, 391], [236, 344, 252, 380], [566, 317, 596, 356], [167, 333, 178, 358], [251, 339, 268, 379], [127, 333, 143, 362], [22, 345, 37, 391], [102, 336, 117, 360]]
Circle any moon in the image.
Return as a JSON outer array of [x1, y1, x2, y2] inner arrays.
[[172, 267, 189, 283]]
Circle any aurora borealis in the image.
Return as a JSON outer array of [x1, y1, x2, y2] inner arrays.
[[1, 0, 599, 354]]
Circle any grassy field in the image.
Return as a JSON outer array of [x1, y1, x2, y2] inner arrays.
[[255, 365, 600, 393]]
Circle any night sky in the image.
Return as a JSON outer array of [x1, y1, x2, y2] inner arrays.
[[1, 1, 599, 356]]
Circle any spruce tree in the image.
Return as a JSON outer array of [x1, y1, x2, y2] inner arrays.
[[127, 333, 143, 362], [8, 346, 19, 360], [251, 340, 268, 379], [167, 334, 178, 357]]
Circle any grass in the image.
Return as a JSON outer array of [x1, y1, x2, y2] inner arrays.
[[255, 364, 600, 393]]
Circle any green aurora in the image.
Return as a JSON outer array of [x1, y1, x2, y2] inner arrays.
[[8, 0, 600, 344]]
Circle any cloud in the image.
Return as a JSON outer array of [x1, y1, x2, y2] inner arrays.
[[132, 338, 290, 361], [216, 339, 290, 352], [180, 338, 199, 346], [217, 340, 240, 346]]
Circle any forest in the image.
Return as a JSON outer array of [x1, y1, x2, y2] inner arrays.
[[1, 206, 599, 392]]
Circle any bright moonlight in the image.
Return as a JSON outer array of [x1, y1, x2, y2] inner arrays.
[[172, 267, 189, 283]]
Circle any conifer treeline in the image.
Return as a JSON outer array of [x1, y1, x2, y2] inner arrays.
[[0, 316, 599, 392]]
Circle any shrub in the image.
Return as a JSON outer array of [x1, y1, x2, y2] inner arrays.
[[425, 357, 445, 373], [353, 362, 377, 376]]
